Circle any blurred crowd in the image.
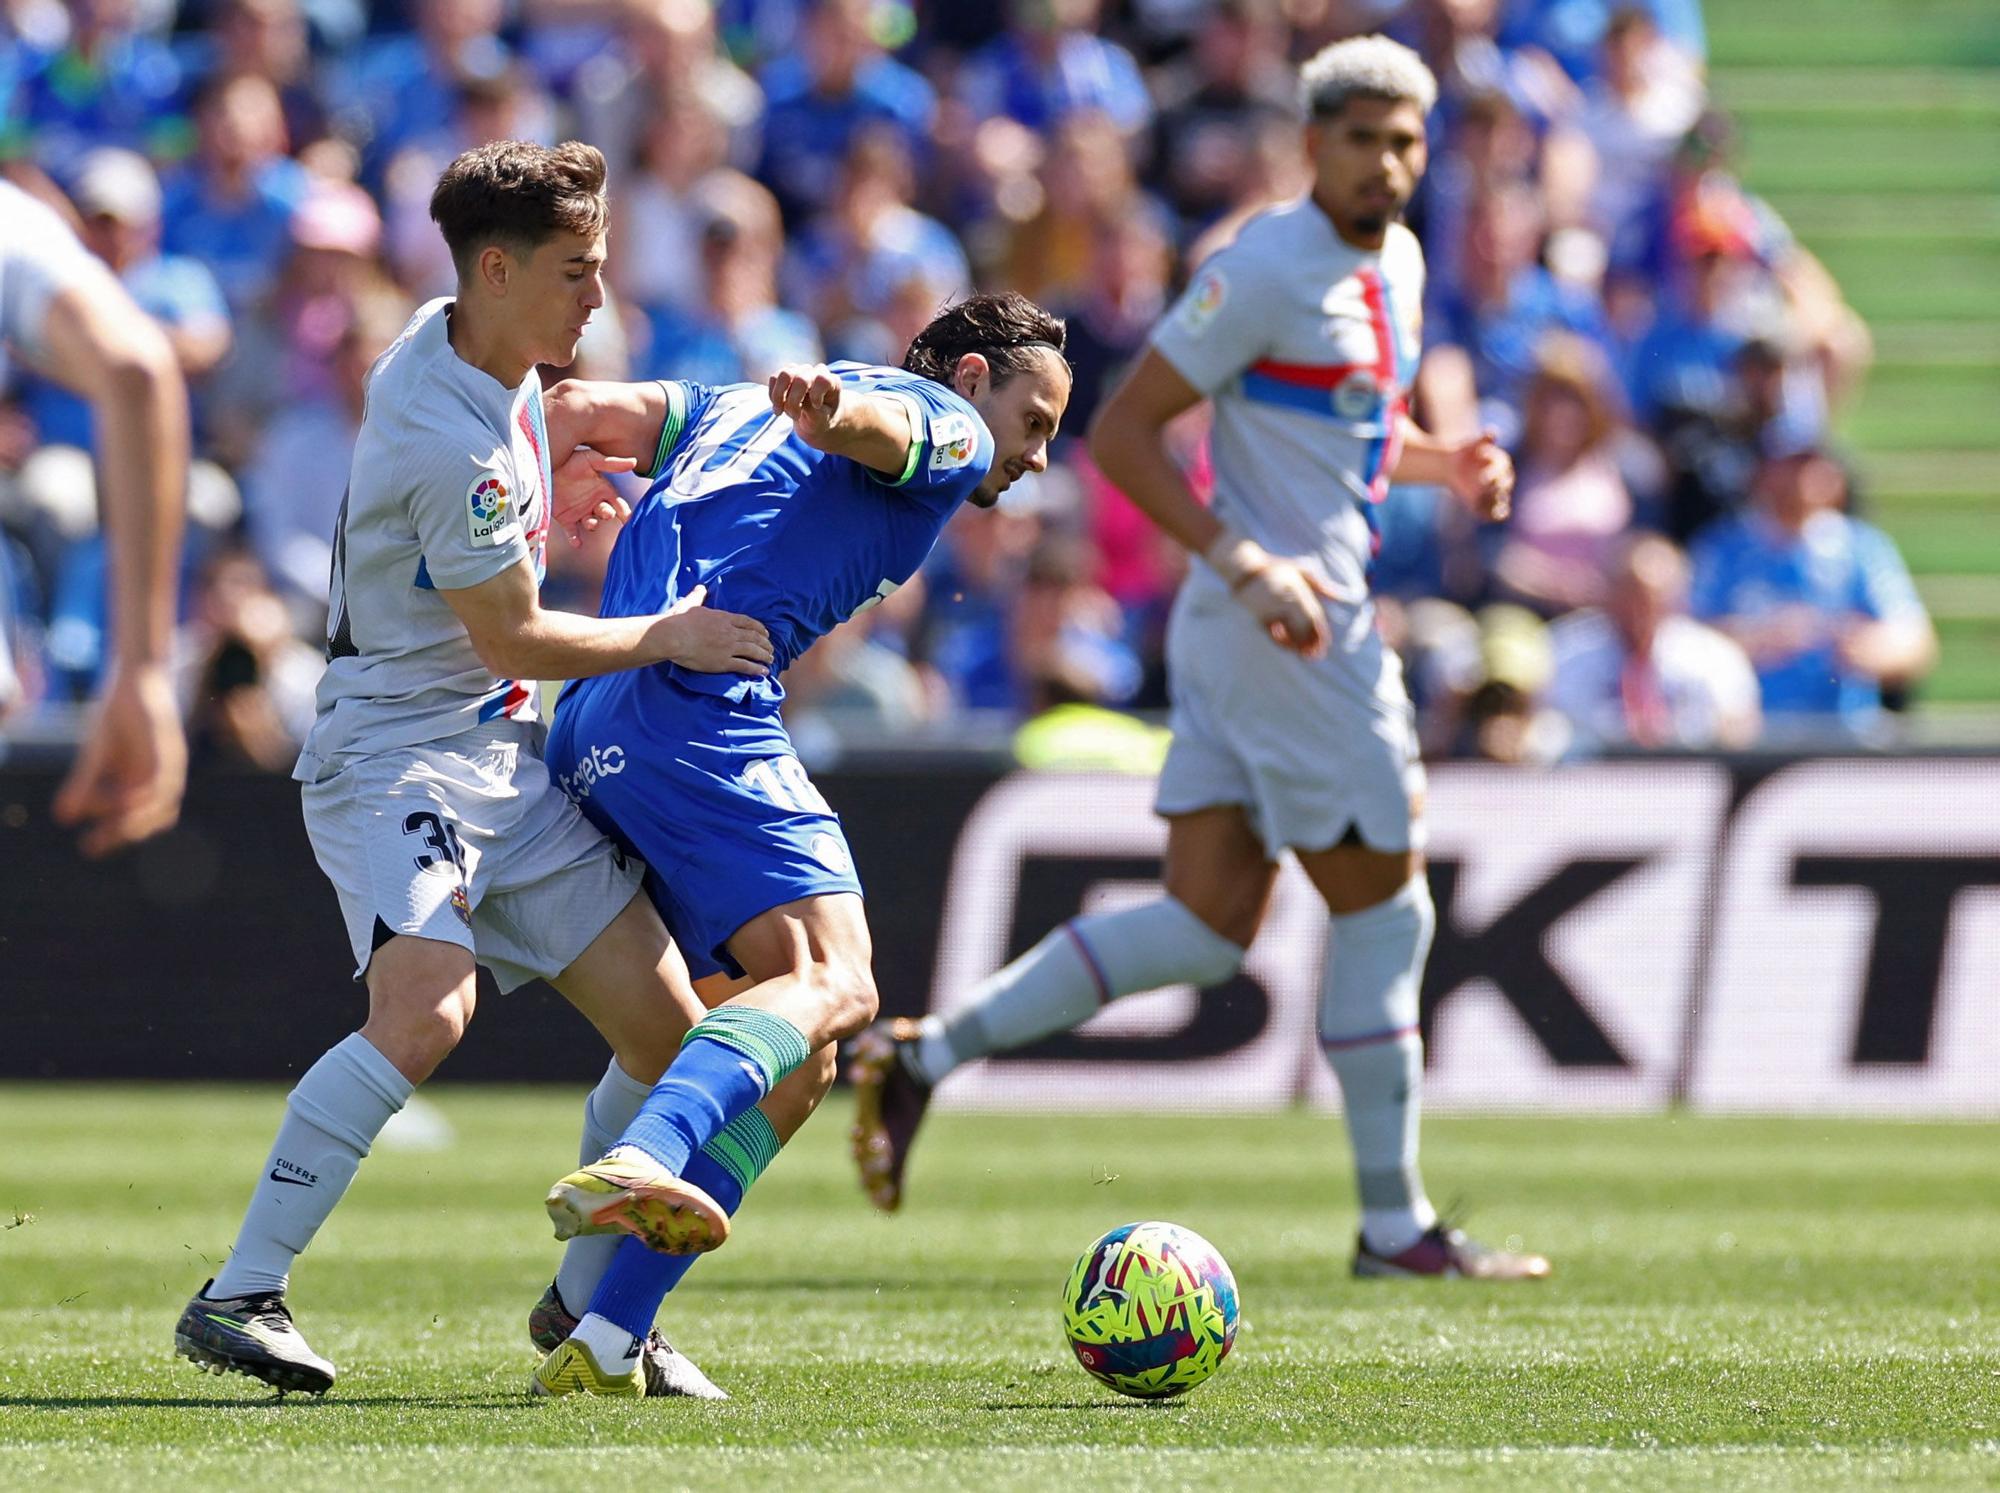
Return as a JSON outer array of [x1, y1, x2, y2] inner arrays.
[[0, 0, 1938, 771]]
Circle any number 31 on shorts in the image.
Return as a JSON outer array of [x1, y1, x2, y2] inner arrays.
[[742, 755, 833, 815]]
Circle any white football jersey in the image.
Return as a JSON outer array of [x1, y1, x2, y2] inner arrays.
[[294, 298, 553, 782], [1151, 198, 1424, 604]]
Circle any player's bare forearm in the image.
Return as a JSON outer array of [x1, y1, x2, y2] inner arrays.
[[1392, 415, 1513, 520], [767, 364, 914, 478], [544, 378, 669, 467], [443, 561, 772, 681], [818, 390, 915, 476], [1095, 348, 1348, 657], [38, 281, 188, 668], [495, 606, 679, 680], [1388, 418, 1459, 487], [1087, 350, 1221, 558]]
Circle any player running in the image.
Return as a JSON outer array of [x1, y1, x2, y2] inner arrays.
[[522, 293, 1072, 1393], [175, 141, 773, 1397], [848, 37, 1551, 1281], [1, 180, 188, 857]]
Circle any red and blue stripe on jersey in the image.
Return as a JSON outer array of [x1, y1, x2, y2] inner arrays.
[[1233, 266, 1413, 556]]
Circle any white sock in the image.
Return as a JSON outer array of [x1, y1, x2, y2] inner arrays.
[[573, 1310, 644, 1370], [908, 897, 1244, 1085], [554, 1060, 654, 1311], [209, 1033, 411, 1299], [1320, 878, 1438, 1257]]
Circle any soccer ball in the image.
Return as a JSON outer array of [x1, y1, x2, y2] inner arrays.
[[1060, 1221, 1239, 1399]]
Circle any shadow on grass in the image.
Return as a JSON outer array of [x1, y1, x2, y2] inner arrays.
[[712, 1277, 1044, 1296], [981, 1399, 1184, 1412], [1, 1393, 530, 1411]]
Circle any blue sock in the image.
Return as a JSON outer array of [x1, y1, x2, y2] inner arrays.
[[616, 1006, 809, 1174], [589, 1108, 782, 1336]]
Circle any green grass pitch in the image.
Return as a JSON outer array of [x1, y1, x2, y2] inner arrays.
[[1, 1086, 1995, 1490]]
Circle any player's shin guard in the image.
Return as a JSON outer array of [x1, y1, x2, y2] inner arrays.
[[907, 897, 1244, 1084], [614, 1007, 809, 1176], [555, 1059, 655, 1311], [209, 1033, 411, 1299], [585, 1108, 782, 1337], [1320, 877, 1438, 1257]]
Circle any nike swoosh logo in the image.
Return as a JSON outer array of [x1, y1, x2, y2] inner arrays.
[[204, 1313, 287, 1352], [269, 1170, 314, 1186]]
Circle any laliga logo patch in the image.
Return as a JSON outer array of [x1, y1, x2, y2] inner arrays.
[[1333, 369, 1381, 420], [1178, 267, 1227, 335], [929, 412, 978, 471], [467, 470, 518, 546]]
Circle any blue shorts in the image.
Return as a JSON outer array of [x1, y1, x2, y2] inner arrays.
[[546, 666, 862, 981]]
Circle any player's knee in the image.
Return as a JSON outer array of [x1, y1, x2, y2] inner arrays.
[[361, 1004, 465, 1083], [813, 956, 878, 1040], [1163, 878, 1264, 951], [362, 982, 474, 1083]]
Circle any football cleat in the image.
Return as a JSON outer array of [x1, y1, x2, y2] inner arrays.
[[529, 1336, 645, 1398], [544, 1154, 730, 1256], [528, 1281, 727, 1400], [174, 1280, 336, 1394], [1353, 1224, 1552, 1281], [846, 1019, 935, 1213]]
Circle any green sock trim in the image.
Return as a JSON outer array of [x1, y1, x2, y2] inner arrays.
[[683, 1005, 811, 1092], [700, 1107, 782, 1196]]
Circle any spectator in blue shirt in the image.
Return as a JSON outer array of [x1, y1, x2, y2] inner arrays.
[[5, 0, 186, 178], [636, 172, 821, 387], [198, 0, 329, 160], [1689, 440, 1936, 737], [956, 0, 1152, 138], [1427, 180, 1609, 442], [755, 0, 935, 223], [785, 125, 970, 339], [1499, 0, 1706, 86], [336, 0, 509, 181], [159, 73, 310, 318]]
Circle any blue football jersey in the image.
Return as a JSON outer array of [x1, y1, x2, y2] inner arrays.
[[1688, 509, 1926, 724], [597, 362, 994, 706]]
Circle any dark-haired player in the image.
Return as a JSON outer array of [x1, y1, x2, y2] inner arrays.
[[175, 141, 772, 1396], [525, 293, 1072, 1394]]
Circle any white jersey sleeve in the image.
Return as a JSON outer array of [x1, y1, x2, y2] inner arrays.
[[298, 299, 551, 780], [1149, 237, 1280, 398], [401, 417, 532, 592], [0, 181, 113, 367]]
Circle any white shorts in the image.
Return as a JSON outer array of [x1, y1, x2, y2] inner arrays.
[[300, 721, 644, 993], [1155, 583, 1426, 858]]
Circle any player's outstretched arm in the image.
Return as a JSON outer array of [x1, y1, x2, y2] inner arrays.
[[37, 273, 191, 857], [767, 363, 915, 477], [1091, 349, 1344, 658], [442, 560, 774, 682], [1392, 418, 1513, 521], [544, 378, 671, 467]]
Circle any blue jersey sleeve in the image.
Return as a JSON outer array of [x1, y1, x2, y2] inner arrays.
[[852, 368, 994, 512], [637, 379, 718, 480]]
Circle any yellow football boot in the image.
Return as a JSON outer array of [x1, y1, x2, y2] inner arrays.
[[544, 1152, 731, 1255], [529, 1336, 645, 1398]]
